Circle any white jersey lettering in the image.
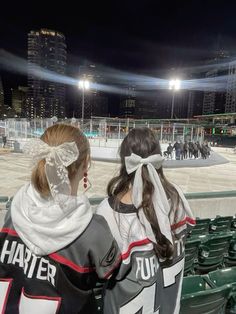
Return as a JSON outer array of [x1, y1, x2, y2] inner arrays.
[[175, 235, 185, 257], [1, 240, 17, 264], [1, 240, 57, 286], [12, 243, 24, 267], [37, 258, 49, 281], [136, 256, 159, 280], [24, 248, 38, 278]]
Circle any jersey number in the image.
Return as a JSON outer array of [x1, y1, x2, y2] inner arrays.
[[119, 258, 184, 314], [162, 257, 184, 287], [120, 283, 159, 314], [0, 279, 61, 314]]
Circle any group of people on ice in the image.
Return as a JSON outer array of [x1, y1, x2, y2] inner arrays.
[[164, 140, 211, 160]]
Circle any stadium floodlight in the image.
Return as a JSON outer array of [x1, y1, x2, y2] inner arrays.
[[78, 80, 90, 90], [169, 79, 181, 119], [169, 79, 181, 91], [78, 80, 90, 130]]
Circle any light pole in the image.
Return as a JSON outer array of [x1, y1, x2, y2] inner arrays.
[[78, 79, 90, 130], [169, 79, 181, 119]]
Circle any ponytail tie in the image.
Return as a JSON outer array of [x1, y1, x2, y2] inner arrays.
[[125, 153, 173, 244]]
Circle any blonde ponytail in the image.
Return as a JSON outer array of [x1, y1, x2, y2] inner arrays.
[[31, 124, 90, 198]]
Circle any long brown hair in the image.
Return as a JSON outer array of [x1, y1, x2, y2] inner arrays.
[[107, 127, 180, 259], [31, 124, 90, 198]]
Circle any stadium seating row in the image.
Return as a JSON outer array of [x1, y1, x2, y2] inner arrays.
[[94, 267, 236, 313], [181, 267, 236, 314], [185, 232, 236, 275], [189, 216, 236, 237]]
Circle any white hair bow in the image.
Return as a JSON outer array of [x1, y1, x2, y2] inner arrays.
[[125, 153, 173, 244], [24, 138, 79, 208]]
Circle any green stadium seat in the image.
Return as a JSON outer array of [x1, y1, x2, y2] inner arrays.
[[181, 275, 231, 314], [225, 239, 236, 267], [189, 218, 211, 237], [209, 216, 233, 234], [196, 218, 211, 224], [195, 234, 232, 274], [205, 268, 236, 314], [209, 223, 229, 233], [184, 239, 201, 276], [181, 275, 207, 295], [215, 216, 233, 224], [206, 267, 236, 289], [231, 219, 236, 231]]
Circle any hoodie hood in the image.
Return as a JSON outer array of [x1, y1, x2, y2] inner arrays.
[[11, 183, 93, 256]]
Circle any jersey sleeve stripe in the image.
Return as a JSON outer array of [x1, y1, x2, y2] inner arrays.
[[0, 228, 19, 237], [49, 253, 95, 274], [21, 287, 62, 301], [121, 238, 151, 260], [171, 217, 196, 230]]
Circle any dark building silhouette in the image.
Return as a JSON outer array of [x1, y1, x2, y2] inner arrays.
[[226, 60, 236, 113], [203, 50, 229, 115], [12, 86, 28, 117], [78, 64, 108, 118], [0, 77, 4, 117], [27, 29, 67, 119]]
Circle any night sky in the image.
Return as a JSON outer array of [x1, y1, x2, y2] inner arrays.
[[1, 0, 236, 93]]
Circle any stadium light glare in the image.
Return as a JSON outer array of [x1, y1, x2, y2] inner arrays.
[[78, 80, 90, 130], [169, 79, 181, 119], [169, 79, 181, 90]]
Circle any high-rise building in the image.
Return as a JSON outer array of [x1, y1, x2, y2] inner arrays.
[[12, 86, 28, 117], [135, 98, 158, 119], [202, 50, 229, 115], [174, 91, 189, 119], [187, 91, 194, 119], [186, 71, 205, 119], [189, 91, 204, 117], [225, 61, 236, 113], [119, 85, 136, 117], [27, 29, 67, 119], [0, 77, 4, 116]]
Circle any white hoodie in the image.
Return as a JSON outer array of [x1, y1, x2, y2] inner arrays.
[[11, 184, 93, 256]]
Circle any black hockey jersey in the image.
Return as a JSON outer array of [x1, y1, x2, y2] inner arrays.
[[97, 196, 195, 314], [0, 214, 120, 314]]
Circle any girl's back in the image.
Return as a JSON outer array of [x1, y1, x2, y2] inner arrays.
[[97, 195, 194, 314], [1, 199, 118, 314], [0, 124, 120, 314], [97, 128, 195, 314]]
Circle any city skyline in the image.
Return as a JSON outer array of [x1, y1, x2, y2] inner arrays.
[[1, 45, 235, 119], [2, 1, 236, 119]]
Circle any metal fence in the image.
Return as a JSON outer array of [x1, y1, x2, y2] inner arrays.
[[0, 117, 205, 144]]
